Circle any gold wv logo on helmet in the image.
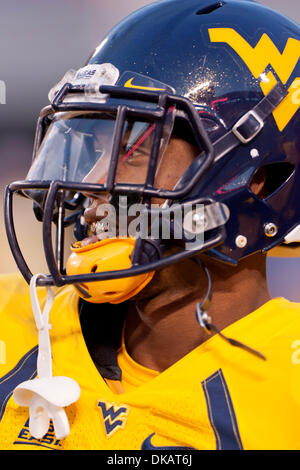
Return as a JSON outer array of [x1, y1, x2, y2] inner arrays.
[[208, 28, 300, 131]]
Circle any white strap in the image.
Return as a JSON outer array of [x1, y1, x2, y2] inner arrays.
[[13, 274, 80, 441], [30, 274, 54, 378]]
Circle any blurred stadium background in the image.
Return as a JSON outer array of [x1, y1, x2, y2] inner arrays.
[[0, 0, 300, 300]]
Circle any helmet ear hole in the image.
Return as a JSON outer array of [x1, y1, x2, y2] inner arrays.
[[249, 166, 267, 198], [249, 163, 295, 200]]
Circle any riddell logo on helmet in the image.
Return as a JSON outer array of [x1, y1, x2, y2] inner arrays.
[[0, 80, 6, 104], [209, 28, 300, 131], [76, 69, 97, 80]]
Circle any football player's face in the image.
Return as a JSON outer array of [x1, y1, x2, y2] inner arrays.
[[83, 136, 199, 227]]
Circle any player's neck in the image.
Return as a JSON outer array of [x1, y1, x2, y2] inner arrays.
[[124, 253, 271, 372]]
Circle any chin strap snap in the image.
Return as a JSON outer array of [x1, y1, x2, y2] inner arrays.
[[13, 274, 80, 440]]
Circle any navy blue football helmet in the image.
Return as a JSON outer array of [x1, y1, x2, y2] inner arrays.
[[4, 0, 300, 292]]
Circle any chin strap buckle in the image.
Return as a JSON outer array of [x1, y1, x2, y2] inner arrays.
[[195, 301, 266, 361], [13, 274, 80, 440], [195, 304, 212, 333], [194, 258, 266, 362]]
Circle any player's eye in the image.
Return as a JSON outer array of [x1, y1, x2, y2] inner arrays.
[[122, 145, 149, 166]]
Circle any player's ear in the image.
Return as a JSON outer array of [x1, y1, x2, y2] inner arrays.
[[249, 166, 267, 198], [249, 163, 294, 199]]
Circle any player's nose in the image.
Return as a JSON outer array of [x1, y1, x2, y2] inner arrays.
[[83, 193, 112, 226]]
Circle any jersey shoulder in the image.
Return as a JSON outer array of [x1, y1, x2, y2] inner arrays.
[[267, 297, 300, 332], [0, 272, 71, 318], [0, 273, 77, 371], [0, 273, 31, 304]]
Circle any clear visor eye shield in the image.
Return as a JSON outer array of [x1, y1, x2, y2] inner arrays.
[[4, 64, 286, 298]]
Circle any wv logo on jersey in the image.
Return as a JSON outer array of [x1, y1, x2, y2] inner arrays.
[[209, 28, 300, 131], [98, 400, 129, 437]]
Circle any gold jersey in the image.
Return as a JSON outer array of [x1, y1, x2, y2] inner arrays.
[[0, 273, 300, 450]]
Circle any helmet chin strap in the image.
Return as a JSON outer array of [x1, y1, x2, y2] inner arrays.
[[193, 258, 266, 361], [13, 274, 80, 441]]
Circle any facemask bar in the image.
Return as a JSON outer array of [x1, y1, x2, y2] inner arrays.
[[98, 84, 214, 198], [4, 181, 86, 285], [22, 83, 215, 218], [4, 81, 217, 287], [43, 184, 227, 287], [46, 82, 214, 199], [5, 178, 228, 287], [5, 81, 286, 288]]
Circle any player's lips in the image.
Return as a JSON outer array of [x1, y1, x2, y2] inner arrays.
[[82, 196, 149, 247], [81, 231, 115, 247], [81, 220, 116, 247], [82, 196, 117, 246], [82, 201, 139, 247]]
